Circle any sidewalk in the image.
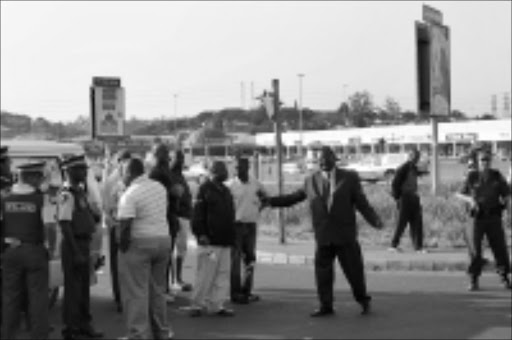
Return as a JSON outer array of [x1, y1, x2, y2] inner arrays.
[[254, 237, 506, 272]]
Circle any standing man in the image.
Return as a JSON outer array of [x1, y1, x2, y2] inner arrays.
[[1, 162, 55, 339], [102, 149, 132, 312], [187, 161, 236, 317], [227, 156, 267, 304], [265, 147, 384, 317], [147, 143, 183, 302], [169, 149, 193, 293], [0, 145, 13, 329], [117, 157, 173, 340], [58, 155, 103, 340], [455, 148, 511, 291], [389, 148, 427, 253]]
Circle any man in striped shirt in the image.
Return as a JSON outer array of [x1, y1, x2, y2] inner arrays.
[[117, 158, 174, 340]]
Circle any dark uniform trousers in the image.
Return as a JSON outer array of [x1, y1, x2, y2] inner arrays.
[[465, 215, 511, 279], [61, 237, 92, 330], [230, 222, 257, 299], [109, 224, 121, 308], [315, 242, 370, 308], [1, 244, 49, 339], [391, 193, 424, 250]]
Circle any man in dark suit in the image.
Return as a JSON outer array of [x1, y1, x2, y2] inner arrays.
[[265, 146, 384, 317]]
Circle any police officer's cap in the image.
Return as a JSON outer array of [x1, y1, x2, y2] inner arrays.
[[0, 145, 8, 161], [17, 161, 46, 174], [61, 154, 88, 169]]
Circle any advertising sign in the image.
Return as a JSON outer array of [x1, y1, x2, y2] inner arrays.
[[90, 77, 125, 139], [430, 24, 451, 116]]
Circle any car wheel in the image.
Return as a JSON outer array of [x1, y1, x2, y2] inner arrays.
[[49, 287, 59, 309]]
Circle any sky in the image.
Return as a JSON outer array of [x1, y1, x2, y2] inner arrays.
[[1, 1, 511, 123]]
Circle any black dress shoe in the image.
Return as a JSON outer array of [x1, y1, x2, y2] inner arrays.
[[360, 301, 371, 315], [62, 328, 82, 340], [216, 308, 235, 317], [231, 295, 249, 304], [310, 307, 335, 317]]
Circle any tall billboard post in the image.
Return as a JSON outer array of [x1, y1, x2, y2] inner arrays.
[[90, 76, 126, 159], [416, 5, 450, 195]]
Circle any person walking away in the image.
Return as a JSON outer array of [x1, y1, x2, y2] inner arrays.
[[389, 148, 428, 253], [263, 147, 384, 317], [169, 149, 193, 293], [226, 156, 268, 304], [1, 162, 56, 339], [117, 158, 174, 340], [455, 148, 511, 291], [102, 149, 132, 312], [147, 143, 183, 303], [186, 160, 236, 317], [58, 155, 103, 340]]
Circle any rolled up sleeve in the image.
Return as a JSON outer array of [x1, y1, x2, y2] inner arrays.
[[117, 189, 136, 220]]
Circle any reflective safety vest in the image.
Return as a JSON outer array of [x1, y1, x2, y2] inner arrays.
[[2, 191, 45, 244]]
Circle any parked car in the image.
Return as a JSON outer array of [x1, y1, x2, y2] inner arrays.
[[343, 153, 430, 182], [183, 160, 209, 183], [1, 139, 105, 308], [283, 161, 302, 175]]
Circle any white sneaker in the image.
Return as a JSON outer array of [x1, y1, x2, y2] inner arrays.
[[416, 249, 428, 254], [171, 283, 182, 292], [387, 247, 402, 253]]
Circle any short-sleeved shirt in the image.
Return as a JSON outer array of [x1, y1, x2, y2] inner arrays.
[[460, 169, 510, 212], [117, 175, 169, 239], [226, 176, 267, 224]]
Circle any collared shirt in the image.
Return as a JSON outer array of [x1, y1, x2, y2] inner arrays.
[[117, 175, 169, 238], [226, 176, 267, 224], [321, 169, 336, 210], [10, 183, 55, 224]]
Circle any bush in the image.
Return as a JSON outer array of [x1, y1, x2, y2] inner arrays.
[[258, 180, 511, 249]]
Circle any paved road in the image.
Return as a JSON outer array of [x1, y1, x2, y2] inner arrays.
[[38, 255, 512, 340]]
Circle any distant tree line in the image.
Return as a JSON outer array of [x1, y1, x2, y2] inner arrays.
[[0, 90, 497, 140]]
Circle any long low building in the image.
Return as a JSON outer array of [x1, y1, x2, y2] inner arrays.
[[254, 119, 512, 158]]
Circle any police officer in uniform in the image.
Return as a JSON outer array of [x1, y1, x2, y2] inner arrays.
[[1, 161, 55, 339], [58, 155, 103, 339], [456, 148, 511, 291], [0, 145, 13, 330]]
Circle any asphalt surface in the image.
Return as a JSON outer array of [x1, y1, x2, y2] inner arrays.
[[33, 252, 512, 340]]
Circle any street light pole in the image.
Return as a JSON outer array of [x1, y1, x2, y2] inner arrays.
[[298, 73, 304, 157], [173, 93, 178, 132]]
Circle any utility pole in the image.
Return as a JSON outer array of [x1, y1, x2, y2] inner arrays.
[[273, 79, 285, 245], [298, 73, 304, 158], [173, 93, 178, 132]]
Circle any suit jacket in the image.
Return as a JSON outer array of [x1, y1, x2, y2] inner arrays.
[[268, 168, 380, 246]]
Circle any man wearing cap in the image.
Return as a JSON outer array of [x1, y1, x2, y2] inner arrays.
[[101, 148, 131, 312], [1, 161, 56, 339], [264, 146, 384, 317], [226, 156, 268, 304], [58, 155, 103, 340], [455, 148, 511, 291]]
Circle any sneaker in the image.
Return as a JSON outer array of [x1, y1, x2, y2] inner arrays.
[[170, 283, 182, 292], [468, 279, 480, 291], [388, 247, 402, 253], [215, 308, 235, 317], [247, 294, 260, 303], [179, 281, 193, 292], [416, 249, 428, 254]]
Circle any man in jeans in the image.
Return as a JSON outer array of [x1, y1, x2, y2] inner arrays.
[[117, 158, 173, 339], [227, 157, 267, 304]]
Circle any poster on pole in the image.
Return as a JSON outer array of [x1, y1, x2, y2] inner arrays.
[[90, 79, 125, 138], [430, 24, 450, 116]]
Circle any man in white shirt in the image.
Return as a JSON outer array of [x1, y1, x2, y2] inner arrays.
[[226, 157, 268, 304], [117, 158, 173, 340]]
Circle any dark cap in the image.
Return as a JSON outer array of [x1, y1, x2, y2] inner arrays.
[[0, 146, 8, 161], [61, 154, 88, 169], [17, 161, 46, 174]]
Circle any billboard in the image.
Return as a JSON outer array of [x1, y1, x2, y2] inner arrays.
[[90, 77, 125, 139], [429, 24, 450, 116]]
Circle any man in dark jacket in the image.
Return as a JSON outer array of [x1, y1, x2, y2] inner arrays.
[[187, 160, 236, 317], [389, 149, 427, 253], [265, 146, 384, 317]]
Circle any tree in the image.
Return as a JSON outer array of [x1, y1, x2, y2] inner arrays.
[[383, 97, 401, 122], [347, 91, 374, 127]]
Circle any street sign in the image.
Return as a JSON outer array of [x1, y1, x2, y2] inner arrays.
[[423, 4, 443, 26]]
